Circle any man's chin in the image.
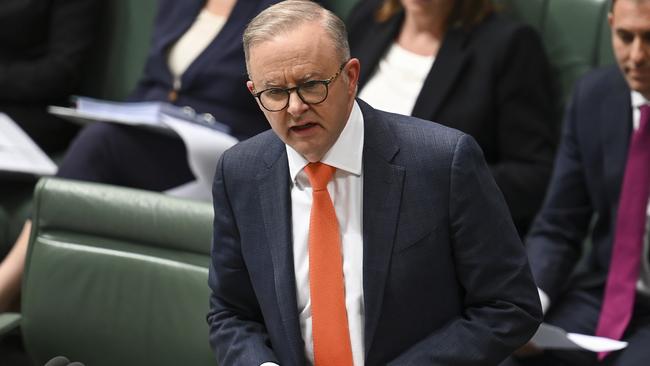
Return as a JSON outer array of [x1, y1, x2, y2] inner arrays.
[[627, 79, 650, 98]]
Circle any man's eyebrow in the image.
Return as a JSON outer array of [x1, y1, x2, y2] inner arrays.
[[260, 72, 324, 88], [296, 72, 320, 83], [261, 80, 283, 88]]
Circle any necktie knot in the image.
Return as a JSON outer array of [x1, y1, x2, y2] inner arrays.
[[304, 162, 335, 191]]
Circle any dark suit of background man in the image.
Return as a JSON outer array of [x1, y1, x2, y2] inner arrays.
[[517, 0, 650, 365], [207, 1, 541, 365]]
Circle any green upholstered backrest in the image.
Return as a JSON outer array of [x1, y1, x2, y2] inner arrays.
[[497, 0, 614, 103], [22, 178, 214, 366], [79, 0, 158, 101]]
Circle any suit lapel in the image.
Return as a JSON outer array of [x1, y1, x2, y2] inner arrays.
[[600, 70, 632, 205], [256, 103, 408, 360], [411, 26, 471, 121], [357, 101, 405, 355], [257, 139, 304, 365]]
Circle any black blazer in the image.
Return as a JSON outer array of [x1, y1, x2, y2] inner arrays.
[[129, 0, 280, 140], [347, 2, 558, 235], [208, 100, 542, 365], [527, 66, 633, 302], [0, 0, 99, 152], [0, 0, 98, 102]]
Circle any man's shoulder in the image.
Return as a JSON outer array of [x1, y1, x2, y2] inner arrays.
[[361, 101, 466, 154], [573, 65, 628, 101], [220, 130, 282, 174]]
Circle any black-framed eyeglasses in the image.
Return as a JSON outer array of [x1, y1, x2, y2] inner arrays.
[[252, 62, 347, 112]]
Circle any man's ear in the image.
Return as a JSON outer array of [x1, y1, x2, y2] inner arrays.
[[246, 80, 255, 94], [608, 11, 614, 28], [345, 58, 361, 95]]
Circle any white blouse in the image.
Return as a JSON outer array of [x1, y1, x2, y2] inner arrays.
[[167, 9, 226, 90], [358, 42, 435, 116]]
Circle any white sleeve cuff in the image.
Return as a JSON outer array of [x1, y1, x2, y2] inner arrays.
[[537, 287, 550, 315], [260, 363, 280, 366]]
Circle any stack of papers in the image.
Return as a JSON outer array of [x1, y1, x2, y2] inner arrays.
[[49, 96, 230, 134], [48, 97, 239, 201], [0, 113, 57, 176]]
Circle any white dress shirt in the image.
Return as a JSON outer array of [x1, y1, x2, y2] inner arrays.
[[280, 101, 366, 365], [538, 90, 650, 312], [630, 91, 650, 296]]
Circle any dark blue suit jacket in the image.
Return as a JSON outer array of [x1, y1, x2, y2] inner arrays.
[[527, 66, 634, 303], [129, 0, 277, 139], [208, 100, 542, 365]]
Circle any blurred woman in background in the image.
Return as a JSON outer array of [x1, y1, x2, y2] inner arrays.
[[0, 0, 282, 312], [0, 0, 99, 154], [348, 0, 558, 237]]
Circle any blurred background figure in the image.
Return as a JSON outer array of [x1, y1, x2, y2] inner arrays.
[[0, 0, 99, 154], [55, 0, 278, 191], [510, 0, 650, 364], [0, 0, 282, 313], [347, 0, 558, 237]]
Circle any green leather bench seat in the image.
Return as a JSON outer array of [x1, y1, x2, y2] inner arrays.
[[20, 178, 214, 366]]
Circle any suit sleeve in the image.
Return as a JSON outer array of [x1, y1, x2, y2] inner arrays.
[[389, 134, 542, 365], [525, 80, 594, 301], [0, 0, 99, 102], [207, 153, 279, 366], [489, 25, 558, 236]]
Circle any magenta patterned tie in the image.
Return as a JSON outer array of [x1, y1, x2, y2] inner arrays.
[[595, 104, 650, 360]]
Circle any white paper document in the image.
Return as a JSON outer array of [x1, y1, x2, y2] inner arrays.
[[530, 323, 628, 352], [0, 113, 57, 176], [162, 114, 238, 201]]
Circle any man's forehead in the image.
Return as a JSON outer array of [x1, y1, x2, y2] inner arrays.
[[248, 28, 339, 83], [613, 0, 650, 17], [612, 0, 650, 31], [251, 60, 332, 87]]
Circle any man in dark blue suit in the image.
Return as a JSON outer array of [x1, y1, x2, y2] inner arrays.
[[516, 0, 650, 365], [207, 1, 541, 365]]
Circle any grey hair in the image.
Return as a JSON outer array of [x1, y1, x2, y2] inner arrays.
[[243, 0, 350, 73]]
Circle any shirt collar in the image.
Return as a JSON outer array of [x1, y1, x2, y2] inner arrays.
[[286, 101, 364, 183], [631, 90, 650, 109]]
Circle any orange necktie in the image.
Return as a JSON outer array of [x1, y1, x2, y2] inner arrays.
[[304, 162, 353, 366]]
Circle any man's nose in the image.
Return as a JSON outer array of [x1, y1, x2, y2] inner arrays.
[[630, 37, 648, 65], [286, 89, 309, 117]]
